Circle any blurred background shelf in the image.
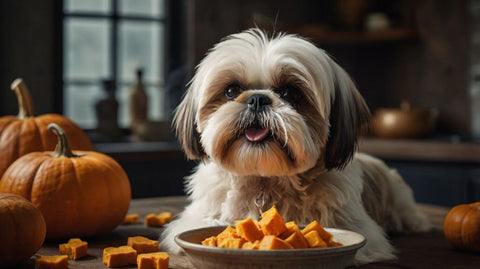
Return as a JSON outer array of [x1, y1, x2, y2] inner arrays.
[[359, 137, 480, 163], [283, 26, 418, 45]]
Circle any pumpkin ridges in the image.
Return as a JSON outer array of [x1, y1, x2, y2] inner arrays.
[[32, 156, 82, 238], [0, 120, 22, 176], [70, 153, 130, 235], [19, 118, 44, 156], [36, 115, 94, 151], [460, 206, 480, 251], [444, 205, 466, 248], [71, 155, 110, 235], [31, 116, 49, 150], [1, 153, 51, 201], [0, 115, 16, 133]]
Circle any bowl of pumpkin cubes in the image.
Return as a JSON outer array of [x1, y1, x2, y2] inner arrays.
[[175, 205, 366, 269]]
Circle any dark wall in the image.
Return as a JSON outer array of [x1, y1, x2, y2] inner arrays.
[[0, 0, 60, 116]]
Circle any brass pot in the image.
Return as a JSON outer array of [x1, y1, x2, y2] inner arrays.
[[370, 102, 438, 139]]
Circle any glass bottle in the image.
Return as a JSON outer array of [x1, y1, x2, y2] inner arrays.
[[129, 68, 148, 131]]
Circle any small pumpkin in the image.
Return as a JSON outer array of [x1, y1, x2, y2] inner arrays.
[[443, 202, 480, 252], [0, 78, 93, 178], [0, 123, 131, 240], [0, 193, 46, 267]]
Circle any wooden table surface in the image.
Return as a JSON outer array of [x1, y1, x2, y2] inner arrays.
[[20, 196, 480, 269]]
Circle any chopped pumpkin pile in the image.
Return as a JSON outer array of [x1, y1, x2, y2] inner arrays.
[[35, 235, 169, 269], [202, 205, 342, 250], [102, 236, 169, 269]]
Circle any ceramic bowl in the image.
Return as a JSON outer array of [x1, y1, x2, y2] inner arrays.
[[175, 226, 366, 269]]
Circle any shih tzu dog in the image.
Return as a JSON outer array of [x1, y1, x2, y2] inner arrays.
[[162, 28, 430, 264]]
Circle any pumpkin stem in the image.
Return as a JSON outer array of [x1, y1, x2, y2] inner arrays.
[[11, 78, 35, 119], [48, 123, 80, 158]]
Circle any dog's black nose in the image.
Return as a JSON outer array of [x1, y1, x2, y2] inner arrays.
[[247, 94, 272, 112]]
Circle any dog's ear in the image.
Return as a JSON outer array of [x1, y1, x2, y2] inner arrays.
[[324, 62, 370, 170], [172, 88, 206, 160]]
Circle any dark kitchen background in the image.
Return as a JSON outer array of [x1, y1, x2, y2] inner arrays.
[[0, 0, 479, 206]]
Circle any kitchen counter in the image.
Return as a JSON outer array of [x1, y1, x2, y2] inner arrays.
[[26, 196, 480, 269], [91, 137, 480, 163], [358, 137, 480, 163]]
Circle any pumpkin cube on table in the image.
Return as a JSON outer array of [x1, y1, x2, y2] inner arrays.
[[59, 238, 88, 260], [102, 246, 137, 268], [137, 252, 169, 269], [145, 212, 172, 227], [35, 255, 69, 269], [122, 213, 140, 225], [127, 236, 159, 254]]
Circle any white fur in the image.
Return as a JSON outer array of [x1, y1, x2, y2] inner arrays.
[[162, 29, 431, 265]]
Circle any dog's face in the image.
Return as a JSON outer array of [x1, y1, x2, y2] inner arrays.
[[174, 29, 370, 176]]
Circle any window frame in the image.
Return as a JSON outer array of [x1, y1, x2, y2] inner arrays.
[[58, 0, 177, 131]]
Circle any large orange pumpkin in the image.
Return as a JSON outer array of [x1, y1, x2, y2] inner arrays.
[[0, 123, 131, 240], [0, 78, 93, 178], [0, 193, 46, 267], [443, 202, 480, 252]]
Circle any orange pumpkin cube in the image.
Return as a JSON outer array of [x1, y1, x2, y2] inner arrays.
[[145, 212, 173, 227], [302, 220, 333, 244], [258, 205, 287, 236], [304, 230, 327, 248], [216, 226, 245, 248], [284, 231, 309, 249], [217, 237, 246, 249], [259, 235, 294, 250], [102, 246, 137, 267], [236, 217, 264, 242], [137, 252, 169, 269], [122, 213, 139, 225], [35, 255, 69, 269], [201, 236, 217, 247], [59, 238, 88, 260], [280, 221, 300, 239], [242, 240, 261, 250], [217, 226, 239, 240], [127, 236, 159, 254]]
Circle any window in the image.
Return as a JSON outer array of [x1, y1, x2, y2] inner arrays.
[[63, 0, 166, 129]]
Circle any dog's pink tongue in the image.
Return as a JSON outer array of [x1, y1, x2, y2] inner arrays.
[[245, 127, 269, 142]]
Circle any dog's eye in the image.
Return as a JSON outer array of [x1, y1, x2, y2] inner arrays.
[[225, 84, 243, 100], [279, 86, 302, 104]]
